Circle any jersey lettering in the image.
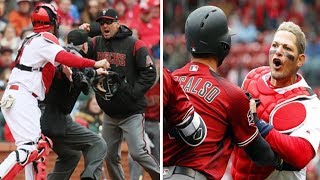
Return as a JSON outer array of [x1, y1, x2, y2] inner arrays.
[[184, 77, 194, 92], [191, 78, 202, 94], [97, 52, 126, 67], [176, 76, 220, 103], [205, 86, 220, 103], [198, 81, 212, 97]]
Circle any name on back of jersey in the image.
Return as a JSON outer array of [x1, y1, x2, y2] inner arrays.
[[175, 76, 220, 103]]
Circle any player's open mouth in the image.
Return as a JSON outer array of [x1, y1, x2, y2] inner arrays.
[[273, 58, 282, 69], [104, 30, 110, 34]]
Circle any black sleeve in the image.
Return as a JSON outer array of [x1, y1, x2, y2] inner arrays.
[[244, 134, 282, 167], [87, 37, 95, 59], [120, 40, 157, 98], [88, 22, 101, 37]]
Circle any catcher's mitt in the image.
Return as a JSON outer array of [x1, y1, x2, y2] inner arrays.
[[91, 71, 121, 100]]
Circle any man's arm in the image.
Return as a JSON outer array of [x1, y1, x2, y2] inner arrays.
[[265, 129, 314, 169], [120, 40, 156, 98], [250, 99, 315, 170], [244, 134, 282, 167]]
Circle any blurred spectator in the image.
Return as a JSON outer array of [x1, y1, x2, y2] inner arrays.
[[8, 0, 32, 36], [123, 0, 140, 27], [0, 0, 7, 33], [0, 24, 20, 54], [0, 47, 14, 70], [74, 95, 104, 134], [81, 0, 100, 23], [230, 12, 258, 43], [306, 32, 320, 60], [130, 1, 160, 50], [113, 0, 128, 26], [150, 0, 160, 20], [71, 0, 86, 13], [97, 0, 110, 9], [70, 2, 81, 24], [57, 0, 75, 40]]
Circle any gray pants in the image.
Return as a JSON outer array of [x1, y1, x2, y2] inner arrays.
[[48, 116, 107, 180], [129, 121, 160, 180], [163, 166, 207, 180], [102, 114, 160, 180]]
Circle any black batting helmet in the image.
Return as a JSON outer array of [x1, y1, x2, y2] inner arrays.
[[185, 6, 233, 66]]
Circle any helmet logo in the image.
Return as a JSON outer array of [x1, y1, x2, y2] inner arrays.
[[103, 10, 107, 15]]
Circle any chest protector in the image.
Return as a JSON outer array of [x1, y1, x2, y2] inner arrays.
[[232, 66, 314, 179]]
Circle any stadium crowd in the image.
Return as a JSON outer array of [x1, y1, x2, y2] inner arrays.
[[164, 0, 320, 179]]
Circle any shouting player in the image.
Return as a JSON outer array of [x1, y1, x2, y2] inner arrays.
[[232, 21, 320, 179]]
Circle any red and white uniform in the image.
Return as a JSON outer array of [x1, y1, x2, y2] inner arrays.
[[0, 32, 95, 179], [164, 62, 258, 179], [232, 66, 320, 180]]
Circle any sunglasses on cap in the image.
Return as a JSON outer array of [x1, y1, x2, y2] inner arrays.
[[99, 19, 117, 25]]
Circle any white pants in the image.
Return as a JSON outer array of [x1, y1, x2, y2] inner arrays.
[[1, 85, 41, 180]]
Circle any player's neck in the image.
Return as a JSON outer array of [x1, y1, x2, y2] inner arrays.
[[191, 58, 218, 72], [269, 74, 298, 88]]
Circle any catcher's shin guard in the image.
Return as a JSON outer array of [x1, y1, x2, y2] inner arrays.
[[0, 135, 52, 180], [34, 135, 53, 180], [0, 147, 38, 180], [34, 159, 46, 180]]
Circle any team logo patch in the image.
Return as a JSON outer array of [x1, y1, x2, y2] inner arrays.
[[146, 55, 154, 67], [189, 65, 199, 72]]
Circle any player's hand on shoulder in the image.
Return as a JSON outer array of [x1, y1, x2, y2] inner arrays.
[[79, 23, 90, 32], [94, 59, 110, 69]]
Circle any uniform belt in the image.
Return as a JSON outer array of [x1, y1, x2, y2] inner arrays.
[[15, 64, 43, 72], [173, 166, 197, 178], [9, 85, 38, 98]]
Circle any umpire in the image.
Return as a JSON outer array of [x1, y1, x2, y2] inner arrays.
[[40, 29, 107, 180], [80, 8, 160, 180]]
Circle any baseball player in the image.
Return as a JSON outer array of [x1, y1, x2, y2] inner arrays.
[[80, 8, 160, 180], [166, 6, 283, 179], [0, 4, 109, 180], [232, 21, 320, 179]]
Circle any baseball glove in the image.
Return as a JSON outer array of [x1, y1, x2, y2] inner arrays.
[[91, 71, 121, 100]]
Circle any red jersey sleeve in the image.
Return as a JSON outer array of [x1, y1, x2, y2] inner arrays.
[[55, 51, 95, 68], [164, 68, 194, 126], [227, 88, 259, 147]]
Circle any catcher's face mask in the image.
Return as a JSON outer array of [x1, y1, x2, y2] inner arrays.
[[92, 72, 120, 100]]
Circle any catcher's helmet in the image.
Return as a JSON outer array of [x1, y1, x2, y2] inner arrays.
[[31, 3, 60, 33], [92, 71, 121, 100], [185, 6, 233, 66]]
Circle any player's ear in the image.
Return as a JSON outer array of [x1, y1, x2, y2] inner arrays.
[[297, 53, 305, 68]]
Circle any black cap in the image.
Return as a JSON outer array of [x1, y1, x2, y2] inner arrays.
[[96, 8, 118, 22], [67, 29, 88, 46]]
